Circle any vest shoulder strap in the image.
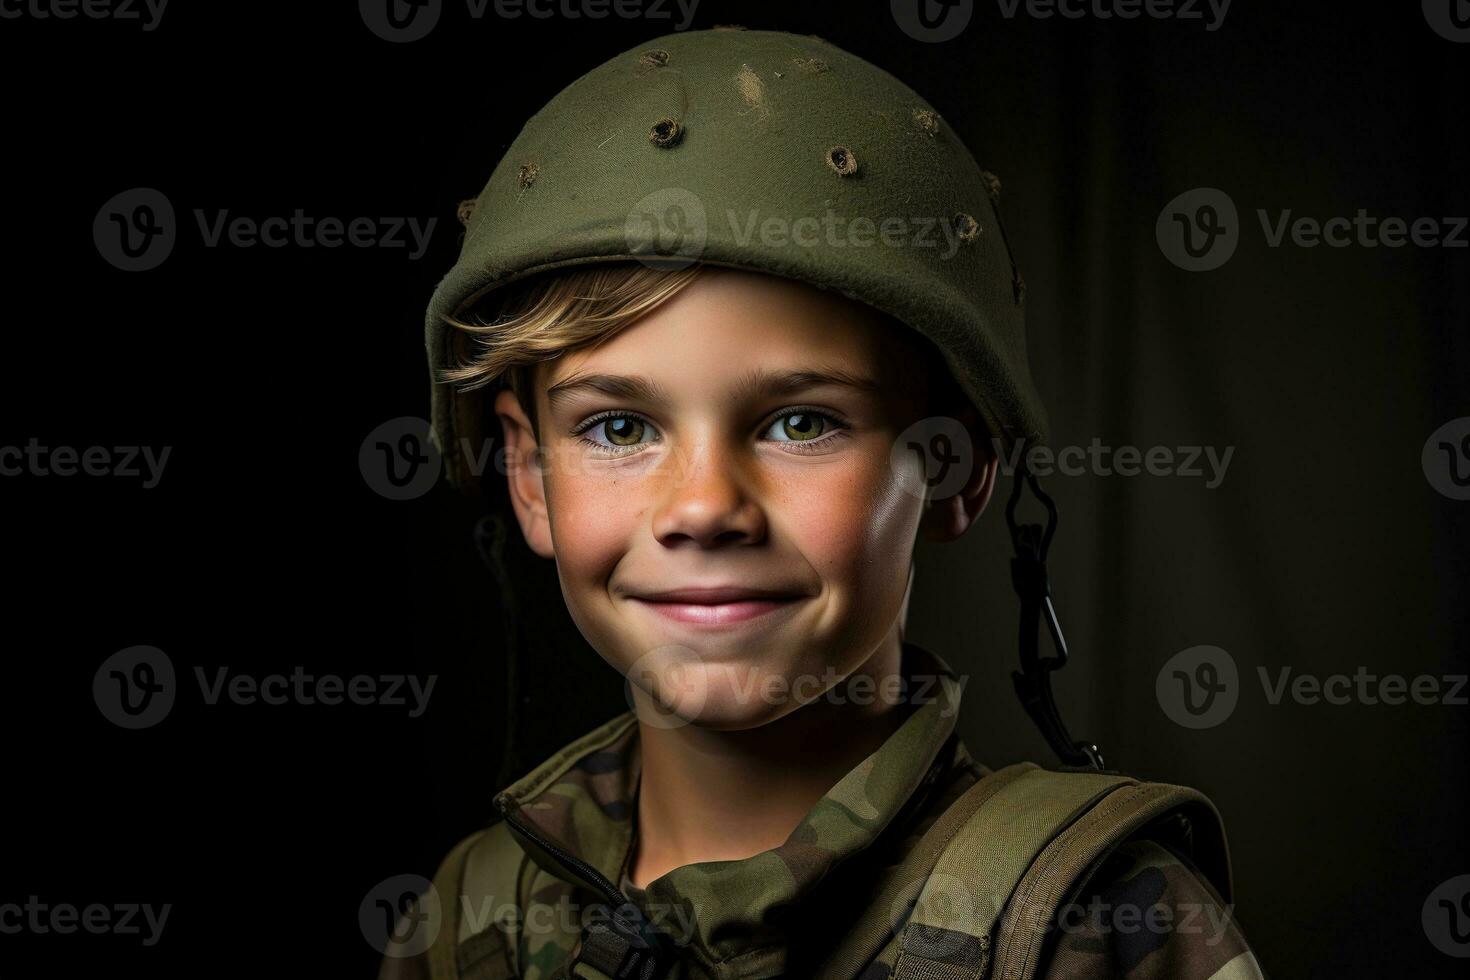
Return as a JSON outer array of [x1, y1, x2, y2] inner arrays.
[[990, 779, 1231, 980], [891, 767, 1230, 980], [425, 819, 526, 980], [813, 761, 1039, 980]]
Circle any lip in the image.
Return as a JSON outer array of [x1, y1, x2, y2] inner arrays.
[[632, 586, 806, 603], [625, 585, 811, 627]]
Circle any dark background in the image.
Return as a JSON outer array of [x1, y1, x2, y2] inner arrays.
[[2, 1, 1466, 977]]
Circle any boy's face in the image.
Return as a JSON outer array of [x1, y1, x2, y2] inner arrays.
[[496, 267, 995, 731]]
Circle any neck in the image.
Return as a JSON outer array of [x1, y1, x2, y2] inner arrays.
[[627, 625, 913, 889]]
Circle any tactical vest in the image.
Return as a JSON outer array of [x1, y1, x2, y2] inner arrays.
[[420, 762, 1230, 980]]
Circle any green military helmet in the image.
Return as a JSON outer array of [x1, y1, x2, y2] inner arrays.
[[424, 25, 1046, 496]]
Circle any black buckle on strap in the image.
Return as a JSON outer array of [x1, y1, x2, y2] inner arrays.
[[1005, 463, 1105, 771], [571, 900, 672, 980]]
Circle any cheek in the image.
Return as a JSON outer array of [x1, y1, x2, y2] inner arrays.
[[775, 442, 923, 590], [544, 467, 644, 586]]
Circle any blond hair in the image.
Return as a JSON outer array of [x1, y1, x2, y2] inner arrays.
[[440, 259, 976, 444], [440, 261, 707, 435]]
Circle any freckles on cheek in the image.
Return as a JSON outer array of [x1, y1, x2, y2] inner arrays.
[[863, 465, 925, 572], [548, 473, 644, 583], [779, 454, 919, 578]]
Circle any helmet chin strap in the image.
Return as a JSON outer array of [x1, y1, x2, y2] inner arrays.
[[1005, 460, 1106, 771], [897, 557, 917, 645]]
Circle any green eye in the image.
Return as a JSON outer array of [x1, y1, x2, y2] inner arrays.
[[768, 412, 827, 442], [575, 413, 656, 451], [601, 416, 647, 446]]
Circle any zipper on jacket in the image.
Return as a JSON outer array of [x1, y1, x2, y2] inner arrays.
[[495, 732, 956, 910], [497, 794, 677, 978], [494, 794, 628, 909]]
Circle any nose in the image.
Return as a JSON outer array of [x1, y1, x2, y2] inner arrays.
[[650, 437, 767, 549]]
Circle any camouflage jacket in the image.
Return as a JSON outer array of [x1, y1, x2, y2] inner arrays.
[[378, 643, 1263, 980]]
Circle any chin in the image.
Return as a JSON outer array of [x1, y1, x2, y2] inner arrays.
[[656, 691, 803, 732], [623, 655, 816, 732]]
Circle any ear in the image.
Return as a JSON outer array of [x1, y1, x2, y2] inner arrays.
[[918, 405, 999, 544], [494, 387, 555, 559]]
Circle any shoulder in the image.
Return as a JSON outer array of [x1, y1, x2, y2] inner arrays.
[[1035, 838, 1265, 980], [375, 821, 525, 980]]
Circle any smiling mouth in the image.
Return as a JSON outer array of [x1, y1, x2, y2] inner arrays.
[[625, 586, 810, 628]]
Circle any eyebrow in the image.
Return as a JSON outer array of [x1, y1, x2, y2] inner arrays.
[[544, 367, 883, 410]]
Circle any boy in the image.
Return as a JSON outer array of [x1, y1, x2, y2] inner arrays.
[[383, 27, 1264, 980]]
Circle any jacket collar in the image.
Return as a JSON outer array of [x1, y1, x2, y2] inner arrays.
[[492, 642, 967, 976]]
